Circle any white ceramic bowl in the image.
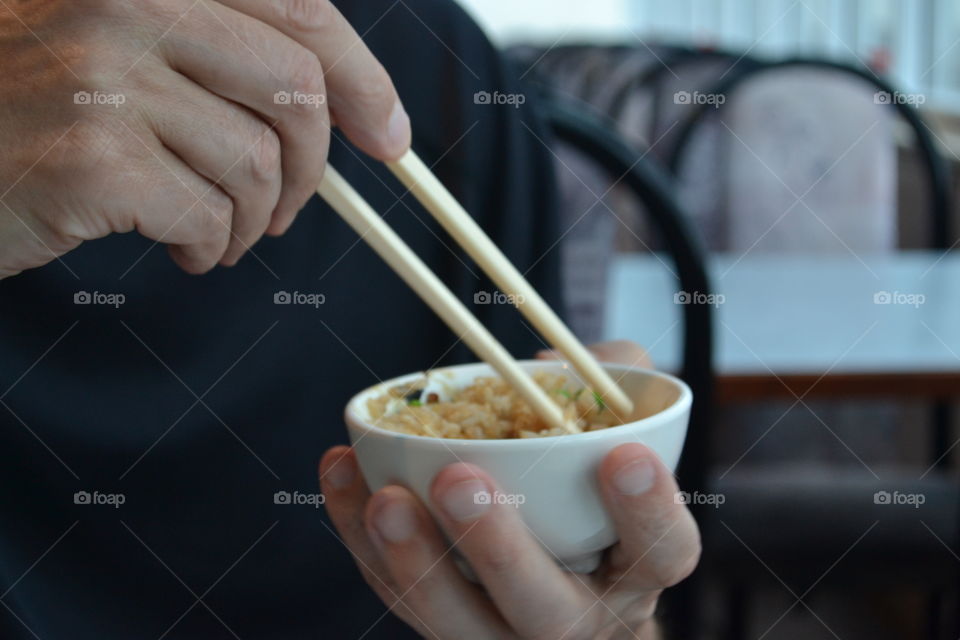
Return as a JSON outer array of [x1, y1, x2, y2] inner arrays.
[[344, 360, 691, 573]]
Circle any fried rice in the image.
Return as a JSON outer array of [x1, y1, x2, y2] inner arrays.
[[366, 371, 623, 439]]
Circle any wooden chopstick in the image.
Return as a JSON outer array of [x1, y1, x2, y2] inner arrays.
[[317, 165, 574, 433], [388, 150, 635, 416]]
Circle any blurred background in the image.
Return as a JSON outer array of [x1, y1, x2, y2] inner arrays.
[[453, 1, 960, 639]]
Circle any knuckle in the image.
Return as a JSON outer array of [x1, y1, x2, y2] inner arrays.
[[283, 50, 326, 117], [177, 250, 219, 275], [36, 120, 134, 240], [281, 0, 336, 34], [246, 129, 282, 185], [195, 191, 233, 240], [43, 211, 89, 245]]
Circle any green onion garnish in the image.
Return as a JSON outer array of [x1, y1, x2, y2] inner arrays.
[[592, 391, 606, 412]]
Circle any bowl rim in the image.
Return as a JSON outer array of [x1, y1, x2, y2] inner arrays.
[[344, 360, 692, 447]]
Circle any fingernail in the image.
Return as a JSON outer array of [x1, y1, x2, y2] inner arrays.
[[324, 454, 356, 490], [440, 479, 491, 522], [613, 459, 655, 496], [387, 101, 411, 156], [373, 498, 417, 544]]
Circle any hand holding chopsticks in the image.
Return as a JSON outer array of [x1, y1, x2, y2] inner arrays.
[[317, 150, 634, 433]]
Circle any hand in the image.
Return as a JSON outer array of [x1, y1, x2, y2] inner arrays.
[[0, 0, 410, 277], [320, 341, 701, 639]]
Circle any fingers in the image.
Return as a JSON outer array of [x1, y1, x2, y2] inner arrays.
[[322, 448, 505, 638], [217, 0, 411, 162], [536, 340, 654, 369], [319, 447, 400, 608], [129, 142, 234, 274], [147, 71, 282, 266], [363, 486, 507, 639], [323, 449, 697, 640], [597, 443, 701, 593], [159, 1, 330, 234], [26, 116, 235, 274], [428, 463, 593, 639], [588, 340, 654, 368]]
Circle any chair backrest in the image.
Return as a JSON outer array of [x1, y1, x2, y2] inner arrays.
[[667, 58, 954, 251], [677, 67, 898, 253], [512, 47, 952, 255]]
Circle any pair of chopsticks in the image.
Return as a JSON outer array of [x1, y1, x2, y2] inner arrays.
[[317, 150, 633, 433]]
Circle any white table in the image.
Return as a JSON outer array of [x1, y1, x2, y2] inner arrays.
[[603, 251, 960, 401]]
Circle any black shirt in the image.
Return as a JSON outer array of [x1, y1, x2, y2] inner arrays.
[[0, 1, 563, 637]]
